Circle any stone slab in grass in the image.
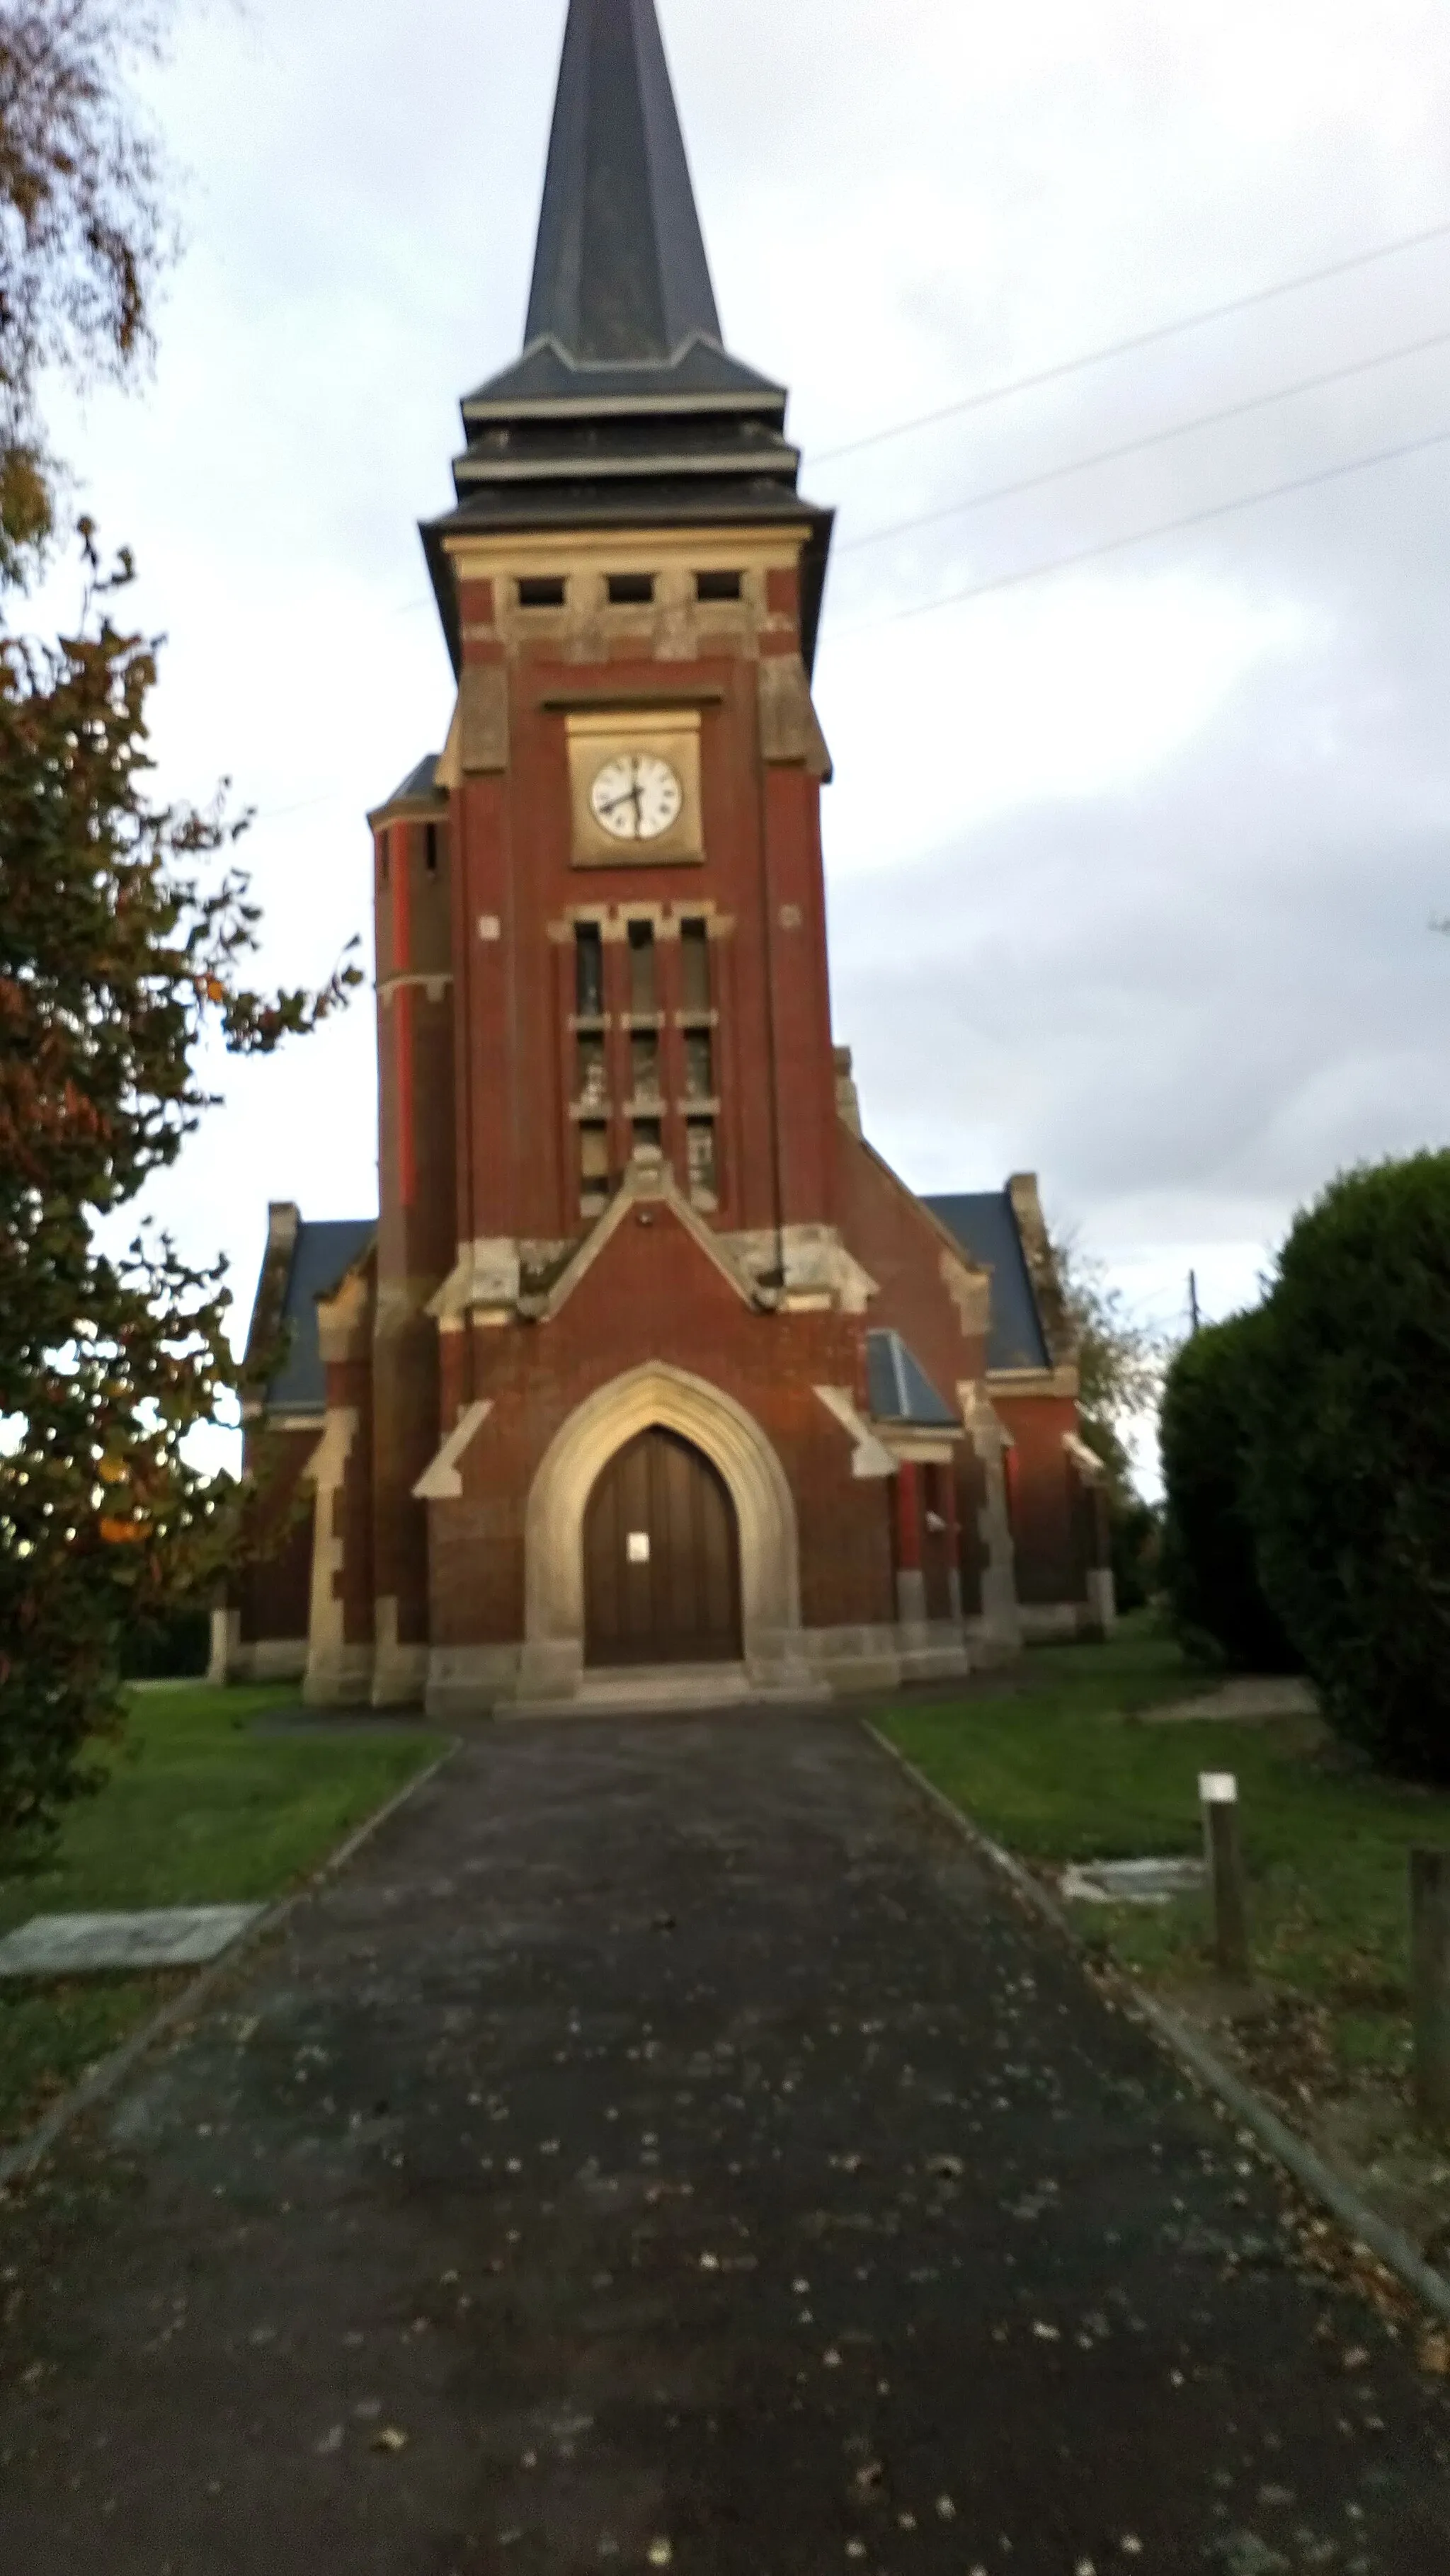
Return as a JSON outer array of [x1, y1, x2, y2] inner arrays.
[[1060, 1857, 1206, 1906], [1141, 1676, 1318, 1724], [0, 1906, 265, 1978]]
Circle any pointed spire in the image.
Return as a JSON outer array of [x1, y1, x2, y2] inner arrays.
[[525, 0, 722, 365], [424, 0, 834, 680]]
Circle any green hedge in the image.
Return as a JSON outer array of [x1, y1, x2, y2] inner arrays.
[[119, 1600, 211, 1681], [1159, 1310, 1299, 1672], [1109, 1492, 1160, 1615], [1250, 1152, 1450, 1779]]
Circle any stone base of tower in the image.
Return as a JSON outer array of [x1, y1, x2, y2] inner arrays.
[[418, 1615, 969, 1722]]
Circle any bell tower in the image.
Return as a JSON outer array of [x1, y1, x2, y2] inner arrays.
[[411, 0, 839, 1317]]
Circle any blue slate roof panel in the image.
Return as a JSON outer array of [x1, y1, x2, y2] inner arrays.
[[526, 0, 721, 366], [923, 1192, 1049, 1373], [268, 1220, 376, 1414], [464, 333, 785, 416], [381, 753, 442, 807], [865, 1328, 959, 1429]]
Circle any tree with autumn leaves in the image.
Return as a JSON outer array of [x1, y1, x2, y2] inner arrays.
[[0, 6, 358, 1833]]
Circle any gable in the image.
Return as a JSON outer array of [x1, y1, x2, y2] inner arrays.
[[541, 1171, 754, 1334]]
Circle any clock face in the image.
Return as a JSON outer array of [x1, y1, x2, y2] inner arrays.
[[590, 752, 683, 843]]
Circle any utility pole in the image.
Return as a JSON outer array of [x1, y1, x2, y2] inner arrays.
[[1188, 1269, 1201, 1336]]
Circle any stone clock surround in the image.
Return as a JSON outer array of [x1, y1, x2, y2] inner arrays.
[[566, 704, 703, 865]]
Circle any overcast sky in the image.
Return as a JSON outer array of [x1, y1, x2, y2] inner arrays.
[[34, 0, 1450, 1446]]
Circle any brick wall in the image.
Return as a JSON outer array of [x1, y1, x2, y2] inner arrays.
[[994, 1390, 1085, 1605], [236, 1424, 317, 1645], [427, 1198, 894, 1647]]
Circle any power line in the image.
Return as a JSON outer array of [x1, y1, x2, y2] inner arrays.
[[836, 324, 1450, 558], [829, 416, 1450, 639], [807, 215, 1450, 468]]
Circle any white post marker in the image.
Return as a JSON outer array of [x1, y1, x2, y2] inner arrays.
[[1199, 1771, 1250, 1980]]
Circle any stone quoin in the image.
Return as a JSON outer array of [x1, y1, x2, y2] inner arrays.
[[218, 0, 1114, 1715]]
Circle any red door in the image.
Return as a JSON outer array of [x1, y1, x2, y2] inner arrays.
[[584, 1428, 742, 1666]]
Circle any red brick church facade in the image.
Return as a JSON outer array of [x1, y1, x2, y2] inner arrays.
[[216, 0, 1113, 1714]]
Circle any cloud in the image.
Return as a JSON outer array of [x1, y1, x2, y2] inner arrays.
[[25, 0, 1450, 1396]]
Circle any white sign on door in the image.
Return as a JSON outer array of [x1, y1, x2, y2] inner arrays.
[[627, 1530, 651, 1564]]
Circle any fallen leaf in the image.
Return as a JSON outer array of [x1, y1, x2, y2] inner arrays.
[[647, 2543, 673, 2568], [371, 2427, 409, 2454], [1420, 2330, 1450, 2376], [315, 2425, 344, 2456]]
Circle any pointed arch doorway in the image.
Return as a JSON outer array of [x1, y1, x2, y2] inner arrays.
[[583, 1426, 743, 1666]]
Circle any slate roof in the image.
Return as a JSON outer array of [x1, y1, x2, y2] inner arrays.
[[864, 1329, 959, 1430], [464, 335, 786, 419], [525, 0, 721, 367], [378, 753, 443, 808], [923, 1193, 1051, 1374], [267, 1220, 376, 1415], [422, 0, 833, 675]]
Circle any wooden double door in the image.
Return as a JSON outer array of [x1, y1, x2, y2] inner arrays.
[[583, 1428, 743, 1667]]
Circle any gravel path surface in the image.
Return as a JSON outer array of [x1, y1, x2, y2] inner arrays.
[[1, 1709, 1447, 2573]]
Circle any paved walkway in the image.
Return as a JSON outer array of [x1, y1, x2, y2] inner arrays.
[[1, 1711, 1447, 2573]]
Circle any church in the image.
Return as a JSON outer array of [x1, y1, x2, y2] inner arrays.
[[214, 0, 1114, 1716]]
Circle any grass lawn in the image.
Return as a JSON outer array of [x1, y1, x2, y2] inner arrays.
[[0, 1684, 447, 2148], [879, 1621, 1450, 2098]]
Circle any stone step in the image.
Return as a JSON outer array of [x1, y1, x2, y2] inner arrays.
[[498, 1661, 835, 1718]]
